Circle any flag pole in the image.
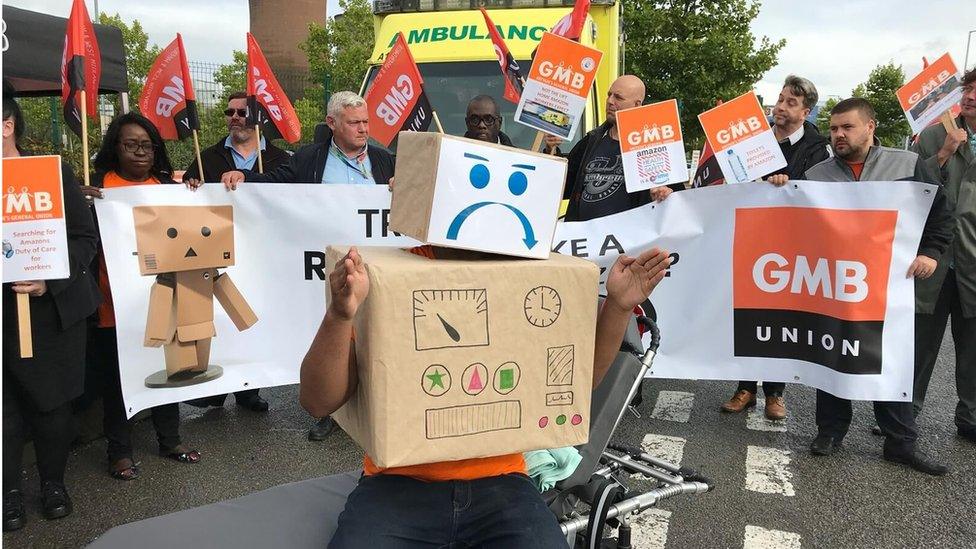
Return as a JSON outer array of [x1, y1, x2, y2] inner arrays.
[[255, 124, 264, 173], [80, 89, 91, 186], [192, 129, 205, 181], [17, 293, 32, 358], [432, 111, 445, 133]]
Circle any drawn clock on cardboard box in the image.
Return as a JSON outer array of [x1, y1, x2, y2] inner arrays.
[[524, 285, 562, 327], [413, 289, 489, 351]]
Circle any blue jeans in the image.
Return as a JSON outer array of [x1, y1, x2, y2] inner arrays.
[[328, 473, 567, 548]]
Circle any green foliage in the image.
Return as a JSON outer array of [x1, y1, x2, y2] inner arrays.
[[815, 97, 840, 136], [97, 13, 161, 107], [622, 0, 785, 149], [214, 51, 249, 103], [301, 0, 375, 95], [851, 62, 910, 147]]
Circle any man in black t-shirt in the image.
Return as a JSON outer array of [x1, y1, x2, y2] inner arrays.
[[544, 75, 676, 221]]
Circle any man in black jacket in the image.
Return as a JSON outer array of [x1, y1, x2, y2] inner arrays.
[[463, 95, 515, 146], [220, 91, 393, 189], [184, 92, 290, 183]]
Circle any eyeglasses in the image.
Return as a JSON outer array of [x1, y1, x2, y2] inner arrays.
[[120, 141, 157, 154], [466, 114, 501, 127], [224, 108, 248, 117]]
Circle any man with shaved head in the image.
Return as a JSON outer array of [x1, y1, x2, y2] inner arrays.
[[544, 75, 673, 221]]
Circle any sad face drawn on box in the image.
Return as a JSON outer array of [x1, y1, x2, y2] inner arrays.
[[133, 206, 258, 388], [413, 285, 583, 440]]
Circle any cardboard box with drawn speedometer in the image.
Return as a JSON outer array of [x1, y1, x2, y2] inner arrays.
[[325, 246, 598, 468]]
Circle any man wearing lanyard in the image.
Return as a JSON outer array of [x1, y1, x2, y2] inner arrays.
[[219, 91, 394, 440]]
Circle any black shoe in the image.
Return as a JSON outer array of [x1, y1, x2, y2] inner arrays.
[[308, 416, 337, 441], [958, 427, 976, 443], [186, 394, 228, 408], [40, 481, 72, 520], [3, 489, 25, 531], [236, 393, 269, 412], [810, 435, 841, 456], [883, 450, 949, 476]]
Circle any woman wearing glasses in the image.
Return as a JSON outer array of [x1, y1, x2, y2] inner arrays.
[[81, 113, 202, 482]]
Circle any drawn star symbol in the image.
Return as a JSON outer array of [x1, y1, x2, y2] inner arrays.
[[426, 369, 446, 390]]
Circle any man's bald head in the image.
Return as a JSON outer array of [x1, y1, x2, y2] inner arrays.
[[606, 75, 646, 125]]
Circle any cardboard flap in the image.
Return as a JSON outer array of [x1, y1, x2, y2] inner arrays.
[[176, 321, 216, 342]]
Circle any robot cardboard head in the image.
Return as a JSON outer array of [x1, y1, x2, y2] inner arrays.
[[132, 205, 235, 275]]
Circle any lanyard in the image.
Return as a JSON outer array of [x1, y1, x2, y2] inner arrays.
[[331, 142, 369, 179]]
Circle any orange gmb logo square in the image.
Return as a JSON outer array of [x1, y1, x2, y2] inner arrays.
[[732, 207, 897, 375], [2, 156, 65, 224], [897, 52, 959, 110], [617, 99, 683, 154], [698, 91, 770, 152], [528, 32, 602, 98]]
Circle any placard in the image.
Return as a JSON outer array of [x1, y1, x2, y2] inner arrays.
[[616, 99, 688, 192], [2, 156, 70, 282], [897, 53, 964, 134], [697, 91, 787, 184]]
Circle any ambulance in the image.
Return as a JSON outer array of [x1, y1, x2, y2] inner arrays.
[[363, 0, 623, 150]]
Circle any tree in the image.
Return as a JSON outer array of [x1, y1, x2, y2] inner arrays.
[[214, 50, 248, 102], [623, 0, 785, 148], [98, 13, 161, 107], [301, 0, 374, 95], [851, 62, 910, 147], [815, 97, 840, 136]]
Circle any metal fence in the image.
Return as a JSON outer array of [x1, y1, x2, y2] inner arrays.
[[187, 60, 317, 108]]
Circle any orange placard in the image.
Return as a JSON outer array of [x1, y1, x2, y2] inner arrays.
[[616, 99, 683, 153], [733, 207, 897, 322], [896, 53, 959, 110], [527, 32, 602, 99], [698, 91, 770, 152], [2, 156, 65, 224]]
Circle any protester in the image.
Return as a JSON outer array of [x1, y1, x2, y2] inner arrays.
[[3, 94, 100, 529], [911, 67, 976, 443], [463, 95, 513, 145], [543, 75, 676, 221], [182, 91, 287, 412], [802, 97, 952, 475], [221, 90, 394, 440], [302, 245, 672, 547], [80, 113, 202, 480], [722, 75, 832, 420]]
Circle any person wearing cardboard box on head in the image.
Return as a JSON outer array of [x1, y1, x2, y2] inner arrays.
[[301, 244, 671, 547]]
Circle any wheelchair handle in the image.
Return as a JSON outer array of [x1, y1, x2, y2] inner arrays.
[[636, 316, 661, 353]]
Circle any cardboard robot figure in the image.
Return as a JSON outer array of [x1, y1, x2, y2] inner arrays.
[[133, 205, 257, 388]]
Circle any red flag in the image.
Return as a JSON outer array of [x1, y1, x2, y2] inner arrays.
[[692, 99, 725, 188], [139, 35, 200, 140], [551, 0, 591, 41], [364, 32, 434, 147], [246, 33, 301, 143], [480, 8, 523, 104], [61, 0, 101, 137]]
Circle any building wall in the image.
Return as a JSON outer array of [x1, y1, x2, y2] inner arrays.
[[248, 0, 328, 97]]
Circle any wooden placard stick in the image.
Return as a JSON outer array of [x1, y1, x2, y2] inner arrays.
[[17, 293, 32, 358]]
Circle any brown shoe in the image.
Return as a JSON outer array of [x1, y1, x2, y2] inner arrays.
[[765, 396, 787, 420], [721, 390, 756, 413]]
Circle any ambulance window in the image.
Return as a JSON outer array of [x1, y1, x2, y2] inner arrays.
[[362, 61, 585, 153]]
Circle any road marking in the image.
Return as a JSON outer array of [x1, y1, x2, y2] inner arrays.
[[744, 525, 802, 548], [650, 391, 695, 423], [745, 445, 795, 496], [641, 434, 686, 466], [746, 398, 788, 432], [629, 508, 671, 549]]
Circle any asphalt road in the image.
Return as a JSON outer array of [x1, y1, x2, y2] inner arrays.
[[4, 329, 974, 548]]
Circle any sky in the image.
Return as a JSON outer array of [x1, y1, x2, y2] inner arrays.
[[8, 0, 976, 105]]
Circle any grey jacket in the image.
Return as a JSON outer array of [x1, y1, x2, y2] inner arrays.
[[913, 116, 976, 317], [804, 145, 955, 313]]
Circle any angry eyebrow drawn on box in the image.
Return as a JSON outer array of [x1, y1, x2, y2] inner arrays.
[[464, 153, 489, 161], [512, 164, 536, 171]]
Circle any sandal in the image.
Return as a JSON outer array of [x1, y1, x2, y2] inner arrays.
[[159, 445, 201, 464], [109, 457, 140, 481]]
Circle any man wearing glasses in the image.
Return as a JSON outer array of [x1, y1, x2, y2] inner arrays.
[[463, 95, 514, 146], [183, 91, 290, 183]]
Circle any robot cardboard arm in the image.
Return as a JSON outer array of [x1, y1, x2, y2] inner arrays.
[[145, 281, 176, 347], [214, 271, 258, 331]]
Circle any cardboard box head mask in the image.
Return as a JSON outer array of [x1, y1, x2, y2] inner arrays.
[[133, 206, 234, 275]]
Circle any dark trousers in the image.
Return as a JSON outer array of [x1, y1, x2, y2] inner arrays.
[[815, 390, 917, 455], [3, 381, 74, 490], [914, 268, 976, 430], [736, 380, 786, 396], [88, 327, 181, 461], [329, 474, 567, 549]]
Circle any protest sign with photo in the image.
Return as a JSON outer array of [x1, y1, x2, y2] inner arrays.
[[615, 99, 688, 192], [697, 91, 786, 184], [2, 156, 70, 283], [897, 53, 963, 134], [364, 32, 434, 147], [514, 32, 602, 140]]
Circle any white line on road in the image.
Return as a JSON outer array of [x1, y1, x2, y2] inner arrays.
[[628, 508, 671, 549], [744, 525, 802, 548], [745, 445, 795, 496], [650, 391, 695, 423], [641, 434, 687, 465], [746, 398, 788, 432]]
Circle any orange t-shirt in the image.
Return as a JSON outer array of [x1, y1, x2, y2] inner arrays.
[[361, 244, 527, 482], [96, 172, 159, 328], [846, 161, 865, 181]]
